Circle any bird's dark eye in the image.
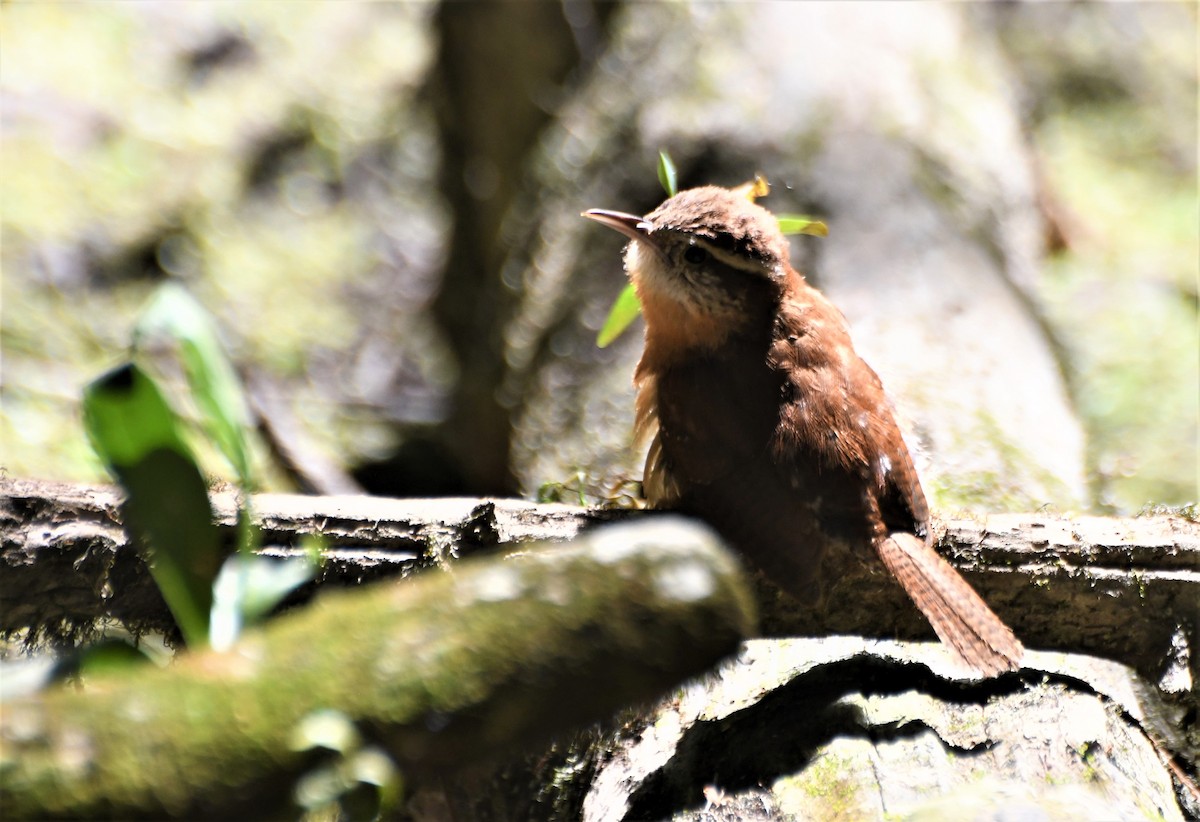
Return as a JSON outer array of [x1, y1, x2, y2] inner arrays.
[[683, 245, 708, 264]]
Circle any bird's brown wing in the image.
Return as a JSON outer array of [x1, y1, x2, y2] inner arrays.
[[768, 294, 1022, 674], [848, 358, 930, 538], [768, 295, 928, 538]]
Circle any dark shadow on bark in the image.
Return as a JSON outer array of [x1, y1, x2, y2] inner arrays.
[[626, 655, 1022, 820]]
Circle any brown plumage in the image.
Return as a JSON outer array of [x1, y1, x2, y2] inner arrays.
[[584, 184, 1023, 677]]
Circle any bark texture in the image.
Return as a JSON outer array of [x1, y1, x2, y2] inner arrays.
[[3, 479, 1195, 687]]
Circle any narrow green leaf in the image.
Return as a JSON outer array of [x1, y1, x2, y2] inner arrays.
[[776, 214, 829, 237], [83, 363, 221, 647], [135, 283, 254, 488], [596, 282, 643, 348], [82, 362, 193, 466], [657, 151, 678, 197]]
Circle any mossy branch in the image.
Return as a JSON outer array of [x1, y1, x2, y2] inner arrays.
[[0, 518, 755, 819]]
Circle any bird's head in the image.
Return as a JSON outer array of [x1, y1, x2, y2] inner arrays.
[[584, 185, 792, 349]]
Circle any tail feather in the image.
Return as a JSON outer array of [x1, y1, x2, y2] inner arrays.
[[876, 532, 1023, 677]]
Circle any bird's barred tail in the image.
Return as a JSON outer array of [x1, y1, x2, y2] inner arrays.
[[876, 532, 1023, 677]]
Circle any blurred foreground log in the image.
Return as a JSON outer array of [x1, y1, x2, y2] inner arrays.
[[2, 478, 1196, 820], [2, 479, 1196, 688], [0, 516, 754, 819]]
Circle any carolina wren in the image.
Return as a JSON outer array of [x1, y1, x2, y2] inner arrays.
[[584, 185, 1023, 676]]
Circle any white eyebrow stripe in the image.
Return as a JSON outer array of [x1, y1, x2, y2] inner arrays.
[[686, 236, 768, 275]]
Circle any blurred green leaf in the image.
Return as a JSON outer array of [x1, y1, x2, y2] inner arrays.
[[350, 748, 402, 792], [135, 283, 255, 488], [82, 362, 194, 467], [75, 639, 157, 678], [210, 554, 316, 651], [657, 150, 678, 197], [83, 363, 221, 647], [292, 711, 402, 821], [776, 214, 829, 237], [294, 765, 345, 815], [102, 448, 217, 648], [596, 282, 642, 348], [4, 634, 172, 698], [536, 470, 589, 505], [291, 709, 362, 755]]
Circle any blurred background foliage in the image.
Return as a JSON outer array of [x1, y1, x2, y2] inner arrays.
[[1, 1, 1195, 513], [989, 4, 1198, 509]]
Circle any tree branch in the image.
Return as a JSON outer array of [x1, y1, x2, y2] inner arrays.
[[0, 517, 754, 820], [2, 479, 1196, 684]]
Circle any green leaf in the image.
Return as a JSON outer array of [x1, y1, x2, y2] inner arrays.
[[134, 283, 254, 489], [82, 362, 194, 466], [290, 712, 404, 820], [657, 150, 678, 197], [83, 363, 222, 647], [344, 750, 404, 821], [289, 711, 402, 821], [209, 554, 317, 651], [349, 748, 402, 792], [291, 709, 362, 755], [75, 639, 157, 679], [293, 764, 346, 813], [775, 214, 829, 237], [596, 282, 643, 348]]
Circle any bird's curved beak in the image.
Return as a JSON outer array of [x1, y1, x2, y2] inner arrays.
[[581, 209, 654, 244]]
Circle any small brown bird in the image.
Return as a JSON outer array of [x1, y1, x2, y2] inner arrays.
[[584, 184, 1023, 676]]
